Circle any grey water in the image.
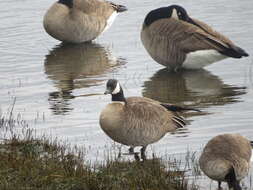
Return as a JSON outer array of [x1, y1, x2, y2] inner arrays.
[[0, 0, 253, 189]]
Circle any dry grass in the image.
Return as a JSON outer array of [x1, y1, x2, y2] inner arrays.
[[0, 108, 198, 190]]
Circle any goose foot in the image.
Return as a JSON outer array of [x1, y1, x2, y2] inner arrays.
[[122, 147, 139, 156], [141, 146, 147, 161]]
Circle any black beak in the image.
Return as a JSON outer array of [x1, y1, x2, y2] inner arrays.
[[116, 5, 127, 12]]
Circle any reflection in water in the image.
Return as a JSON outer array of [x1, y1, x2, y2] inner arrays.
[[143, 69, 246, 114], [44, 43, 124, 115]]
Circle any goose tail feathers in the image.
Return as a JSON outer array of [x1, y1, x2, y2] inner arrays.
[[109, 2, 127, 12]]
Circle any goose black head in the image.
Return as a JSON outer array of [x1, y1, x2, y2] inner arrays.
[[167, 5, 189, 21], [144, 5, 190, 26], [104, 79, 125, 102], [58, 0, 73, 9]]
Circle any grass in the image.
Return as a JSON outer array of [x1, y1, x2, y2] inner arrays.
[[0, 108, 199, 190]]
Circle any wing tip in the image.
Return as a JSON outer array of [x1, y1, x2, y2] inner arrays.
[[172, 116, 186, 129], [161, 103, 201, 113]]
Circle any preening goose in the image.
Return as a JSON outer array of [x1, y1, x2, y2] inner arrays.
[[199, 134, 252, 190], [43, 0, 127, 43], [99, 79, 199, 160], [141, 5, 249, 71]]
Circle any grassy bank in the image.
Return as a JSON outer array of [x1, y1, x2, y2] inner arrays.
[[0, 111, 198, 190]]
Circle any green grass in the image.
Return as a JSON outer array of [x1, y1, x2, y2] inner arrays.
[[0, 110, 198, 190]]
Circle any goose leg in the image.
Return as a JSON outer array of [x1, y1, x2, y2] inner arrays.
[[129, 147, 141, 161], [117, 151, 121, 158], [218, 181, 222, 190], [218, 181, 223, 190], [134, 152, 140, 161], [141, 146, 147, 161], [117, 146, 122, 158]]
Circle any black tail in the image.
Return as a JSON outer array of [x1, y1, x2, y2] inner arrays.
[[220, 45, 249, 58], [250, 141, 253, 148], [160, 103, 201, 112], [189, 18, 249, 59], [110, 2, 127, 12], [203, 35, 249, 58]]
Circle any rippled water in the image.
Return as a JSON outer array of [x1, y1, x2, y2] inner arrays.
[[0, 0, 253, 189]]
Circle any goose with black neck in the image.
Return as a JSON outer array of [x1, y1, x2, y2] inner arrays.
[[141, 5, 249, 71], [100, 79, 199, 160]]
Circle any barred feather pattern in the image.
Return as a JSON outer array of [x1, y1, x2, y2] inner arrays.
[[199, 134, 252, 182], [99, 97, 186, 147], [141, 17, 241, 70]]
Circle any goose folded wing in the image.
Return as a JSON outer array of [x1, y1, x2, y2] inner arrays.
[[126, 99, 185, 130], [179, 19, 247, 58]]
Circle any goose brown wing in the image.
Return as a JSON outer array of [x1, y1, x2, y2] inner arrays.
[[148, 18, 247, 58], [191, 18, 234, 45], [74, 0, 114, 19], [147, 18, 225, 51], [181, 19, 248, 58], [125, 97, 185, 130]]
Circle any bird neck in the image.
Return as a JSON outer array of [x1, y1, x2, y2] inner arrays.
[[58, 0, 73, 8], [226, 168, 242, 190], [111, 89, 126, 102], [144, 7, 170, 26]]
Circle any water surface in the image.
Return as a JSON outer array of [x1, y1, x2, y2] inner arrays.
[[0, 0, 253, 189]]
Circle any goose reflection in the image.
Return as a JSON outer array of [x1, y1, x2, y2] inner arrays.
[[44, 43, 124, 115], [143, 69, 246, 115]]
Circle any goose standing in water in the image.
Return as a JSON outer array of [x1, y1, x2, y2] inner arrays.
[[99, 79, 199, 160], [141, 5, 249, 71], [199, 134, 252, 190], [43, 0, 127, 43]]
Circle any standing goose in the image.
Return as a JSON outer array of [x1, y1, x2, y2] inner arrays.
[[99, 79, 198, 160], [43, 0, 127, 43], [141, 5, 249, 71], [199, 134, 252, 190]]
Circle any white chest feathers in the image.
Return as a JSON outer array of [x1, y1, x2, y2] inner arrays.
[[182, 50, 227, 69], [102, 11, 118, 34]]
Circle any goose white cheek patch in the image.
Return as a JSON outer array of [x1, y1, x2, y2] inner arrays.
[[171, 9, 178, 19], [112, 82, 120, 94]]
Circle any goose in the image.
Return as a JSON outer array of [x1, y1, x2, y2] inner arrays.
[[141, 5, 249, 71], [99, 79, 199, 160], [199, 134, 252, 190], [43, 0, 127, 43]]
